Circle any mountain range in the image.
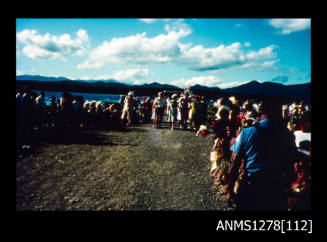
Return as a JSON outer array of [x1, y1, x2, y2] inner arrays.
[[16, 75, 311, 100]]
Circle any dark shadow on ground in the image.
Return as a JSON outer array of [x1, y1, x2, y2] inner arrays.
[[16, 127, 138, 159]]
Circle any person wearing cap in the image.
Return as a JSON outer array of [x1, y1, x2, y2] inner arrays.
[[152, 92, 166, 128], [226, 98, 297, 210], [167, 94, 178, 130]]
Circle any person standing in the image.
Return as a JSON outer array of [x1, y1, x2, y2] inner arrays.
[[178, 92, 190, 130], [167, 94, 178, 130], [226, 98, 297, 210], [152, 92, 166, 128], [20, 86, 36, 136], [194, 96, 208, 131], [35, 90, 47, 128], [121, 91, 134, 126]]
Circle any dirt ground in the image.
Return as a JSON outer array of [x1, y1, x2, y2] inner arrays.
[[16, 123, 228, 211]]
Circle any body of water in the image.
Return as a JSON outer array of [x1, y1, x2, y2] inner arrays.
[[33, 90, 215, 106], [38, 90, 125, 106]]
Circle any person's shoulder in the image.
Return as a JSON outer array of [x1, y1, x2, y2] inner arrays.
[[241, 126, 258, 136]]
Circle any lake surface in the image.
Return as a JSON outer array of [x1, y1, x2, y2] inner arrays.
[[33, 90, 215, 106], [38, 90, 125, 105]]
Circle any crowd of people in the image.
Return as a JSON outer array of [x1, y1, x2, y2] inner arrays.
[[208, 96, 311, 211], [16, 86, 311, 211]]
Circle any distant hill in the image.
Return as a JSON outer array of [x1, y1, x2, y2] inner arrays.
[[136, 82, 181, 90], [16, 75, 70, 82], [16, 75, 310, 100], [222, 80, 311, 100], [191, 84, 221, 92]]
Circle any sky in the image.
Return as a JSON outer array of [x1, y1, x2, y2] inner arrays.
[[16, 18, 311, 89]]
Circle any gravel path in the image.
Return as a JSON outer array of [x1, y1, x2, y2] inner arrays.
[[16, 124, 228, 211]]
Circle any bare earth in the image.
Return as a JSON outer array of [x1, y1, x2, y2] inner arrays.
[[16, 123, 228, 211]]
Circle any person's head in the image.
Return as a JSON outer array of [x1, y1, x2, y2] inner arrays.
[[243, 100, 253, 112], [258, 97, 283, 120], [172, 94, 178, 100], [23, 86, 31, 95], [229, 96, 237, 105], [220, 97, 229, 106], [218, 108, 230, 121], [158, 92, 163, 98], [50, 96, 56, 104], [229, 104, 240, 120], [83, 101, 90, 109], [185, 92, 189, 98]]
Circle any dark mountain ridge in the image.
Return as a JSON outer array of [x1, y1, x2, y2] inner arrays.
[[16, 75, 310, 100]]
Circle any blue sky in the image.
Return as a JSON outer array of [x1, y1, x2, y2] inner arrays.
[[16, 18, 311, 88]]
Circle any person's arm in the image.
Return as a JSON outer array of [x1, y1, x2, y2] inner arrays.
[[225, 129, 244, 204], [152, 98, 156, 110], [226, 152, 242, 189], [226, 151, 243, 203]]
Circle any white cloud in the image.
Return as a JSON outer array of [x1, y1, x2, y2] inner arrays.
[[78, 68, 150, 83], [139, 18, 173, 24], [16, 70, 25, 75], [216, 80, 251, 89], [269, 19, 311, 34], [79, 76, 91, 80], [169, 76, 258, 89], [89, 21, 191, 65], [83, 20, 278, 73], [231, 58, 280, 71], [77, 60, 103, 70], [16, 29, 90, 60], [246, 45, 278, 62], [179, 42, 245, 71], [244, 42, 251, 47], [179, 43, 278, 71], [170, 75, 223, 88], [114, 68, 149, 80], [139, 19, 157, 23], [102, 68, 150, 82], [16, 44, 20, 58]]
